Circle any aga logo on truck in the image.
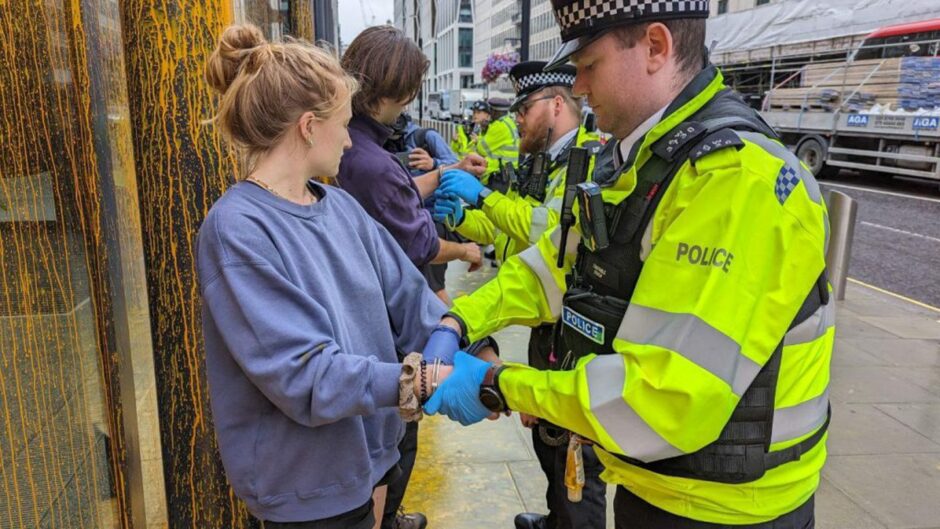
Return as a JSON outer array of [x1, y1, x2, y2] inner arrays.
[[912, 117, 940, 130], [846, 114, 869, 127]]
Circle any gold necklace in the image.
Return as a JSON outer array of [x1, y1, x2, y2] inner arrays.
[[246, 176, 314, 204]]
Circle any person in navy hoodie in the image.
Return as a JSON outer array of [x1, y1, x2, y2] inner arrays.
[[197, 24, 466, 529], [337, 26, 493, 529]]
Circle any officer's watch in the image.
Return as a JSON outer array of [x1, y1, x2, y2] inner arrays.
[[479, 365, 508, 413], [476, 187, 493, 208]]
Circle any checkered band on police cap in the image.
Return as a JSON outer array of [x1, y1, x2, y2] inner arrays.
[[553, 0, 710, 39], [511, 71, 576, 94]]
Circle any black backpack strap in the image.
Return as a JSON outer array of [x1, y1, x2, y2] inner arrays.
[[413, 127, 430, 152]]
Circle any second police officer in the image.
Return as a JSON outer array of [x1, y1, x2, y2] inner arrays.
[[423, 1, 834, 527], [468, 98, 521, 189], [433, 61, 606, 529]]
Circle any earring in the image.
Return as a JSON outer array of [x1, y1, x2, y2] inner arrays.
[[306, 136, 314, 147]]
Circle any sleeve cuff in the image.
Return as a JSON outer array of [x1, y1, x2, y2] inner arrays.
[[371, 361, 404, 409]]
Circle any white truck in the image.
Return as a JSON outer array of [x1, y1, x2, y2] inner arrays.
[[708, 2, 940, 184]]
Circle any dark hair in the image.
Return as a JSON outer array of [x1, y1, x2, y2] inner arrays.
[[341, 26, 429, 116], [611, 18, 706, 78]]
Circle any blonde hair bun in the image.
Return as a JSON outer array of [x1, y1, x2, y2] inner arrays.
[[206, 24, 267, 95]]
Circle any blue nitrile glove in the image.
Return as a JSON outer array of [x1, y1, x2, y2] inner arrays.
[[422, 325, 462, 365], [432, 194, 464, 227], [438, 169, 486, 205], [424, 351, 492, 426]]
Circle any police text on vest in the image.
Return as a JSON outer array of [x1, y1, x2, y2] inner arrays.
[[676, 242, 734, 273]]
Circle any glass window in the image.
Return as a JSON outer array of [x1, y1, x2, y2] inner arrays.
[[718, 0, 728, 14], [459, 28, 473, 68], [459, 0, 472, 22]]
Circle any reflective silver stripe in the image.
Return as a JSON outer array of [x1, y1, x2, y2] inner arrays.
[[784, 302, 834, 346], [529, 207, 550, 244], [771, 389, 829, 444], [518, 244, 564, 317], [480, 137, 495, 157], [736, 131, 823, 205], [549, 224, 581, 257], [615, 304, 761, 396], [586, 355, 685, 462], [545, 196, 563, 212]]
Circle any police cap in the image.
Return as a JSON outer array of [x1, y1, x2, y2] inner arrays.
[[546, 0, 710, 70], [488, 97, 512, 112], [470, 99, 491, 113], [508, 61, 577, 112]]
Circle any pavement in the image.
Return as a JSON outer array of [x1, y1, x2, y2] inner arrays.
[[403, 261, 940, 529]]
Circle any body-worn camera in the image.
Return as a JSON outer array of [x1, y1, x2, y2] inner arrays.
[[576, 182, 609, 252]]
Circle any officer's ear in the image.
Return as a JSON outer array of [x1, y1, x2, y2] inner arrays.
[[644, 22, 673, 76]]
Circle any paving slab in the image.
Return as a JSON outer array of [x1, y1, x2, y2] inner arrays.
[[827, 404, 940, 456], [858, 316, 940, 340], [815, 477, 886, 529], [875, 404, 940, 445], [830, 366, 940, 404], [851, 337, 940, 367], [824, 453, 940, 528], [832, 338, 889, 367], [888, 367, 940, 397]]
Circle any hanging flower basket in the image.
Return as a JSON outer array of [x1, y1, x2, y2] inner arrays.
[[481, 51, 519, 84]]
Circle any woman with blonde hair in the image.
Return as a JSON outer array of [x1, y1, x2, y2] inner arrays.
[[197, 25, 454, 528]]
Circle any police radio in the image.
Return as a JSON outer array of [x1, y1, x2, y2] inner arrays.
[[500, 161, 518, 188], [556, 147, 590, 268], [525, 127, 553, 202], [576, 182, 609, 253]]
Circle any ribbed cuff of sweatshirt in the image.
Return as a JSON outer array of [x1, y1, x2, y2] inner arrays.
[[372, 361, 404, 409]]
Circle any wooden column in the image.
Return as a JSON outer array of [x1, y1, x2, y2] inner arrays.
[[117, 1, 258, 527]]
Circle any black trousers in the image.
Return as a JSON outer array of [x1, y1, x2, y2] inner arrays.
[[527, 323, 607, 528], [262, 500, 374, 529], [531, 428, 607, 529], [614, 486, 815, 529], [381, 421, 419, 528]]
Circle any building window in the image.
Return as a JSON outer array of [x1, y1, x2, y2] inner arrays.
[[717, 0, 728, 14], [756, 0, 770, 5], [459, 28, 473, 68], [462, 74, 474, 88], [459, 0, 472, 22]]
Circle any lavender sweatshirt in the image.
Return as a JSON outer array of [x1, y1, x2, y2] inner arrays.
[[197, 181, 446, 522]]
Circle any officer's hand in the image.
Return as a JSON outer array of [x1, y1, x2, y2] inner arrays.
[[460, 242, 482, 272], [432, 194, 464, 227], [424, 351, 492, 426], [456, 153, 486, 177], [520, 413, 539, 428], [409, 148, 435, 171], [438, 169, 486, 204], [422, 325, 462, 365]]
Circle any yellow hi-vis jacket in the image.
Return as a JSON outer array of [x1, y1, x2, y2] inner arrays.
[[451, 124, 471, 158], [455, 127, 599, 263], [472, 115, 520, 181], [449, 68, 833, 524]]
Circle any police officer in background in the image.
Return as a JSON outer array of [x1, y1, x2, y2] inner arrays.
[[468, 98, 520, 190], [423, 1, 834, 527], [433, 61, 606, 529]]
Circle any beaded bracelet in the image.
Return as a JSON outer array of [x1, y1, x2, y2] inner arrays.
[[419, 360, 428, 405]]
